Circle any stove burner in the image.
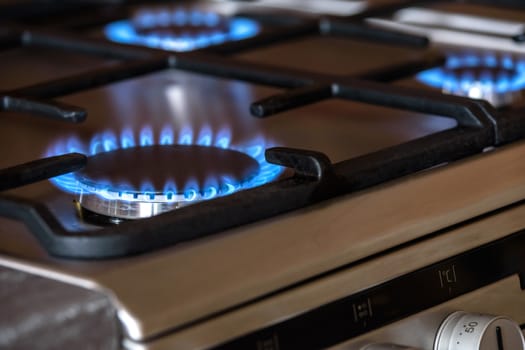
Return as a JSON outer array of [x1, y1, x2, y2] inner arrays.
[[75, 145, 259, 220], [45, 125, 283, 220], [104, 9, 260, 52], [417, 54, 525, 107]]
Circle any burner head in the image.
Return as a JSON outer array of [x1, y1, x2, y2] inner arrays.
[[417, 54, 525, 107], [104, 9, 260, 51], [45, 125, 284, 222], [75, 145, 260, 221]]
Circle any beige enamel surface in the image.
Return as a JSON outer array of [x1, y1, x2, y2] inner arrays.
[[87, 140, 525, 340]]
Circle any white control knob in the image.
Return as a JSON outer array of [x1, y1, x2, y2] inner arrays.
[[434, 311, 525, 350], [362, 344, 420, 350]]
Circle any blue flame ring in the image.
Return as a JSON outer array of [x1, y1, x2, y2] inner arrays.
[[104, 9, 260, 52], [45, 126, 284, 203], [417, 54, 525, 95]]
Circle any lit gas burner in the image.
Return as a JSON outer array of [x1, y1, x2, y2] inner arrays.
[[417, 54, 525, 107], [45, 126, 283, 222], [104, 8, 260, 52]]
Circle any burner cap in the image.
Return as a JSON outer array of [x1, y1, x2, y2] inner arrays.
[[74, 145, 260, 221]]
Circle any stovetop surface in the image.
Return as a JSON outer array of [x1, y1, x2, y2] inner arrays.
[[1, 0, 525, 344]]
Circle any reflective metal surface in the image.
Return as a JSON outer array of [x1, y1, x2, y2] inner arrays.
[[78, 193, 185, 221], [367, 4, 525, 55], [236, 36, 426, 75], [74, 144, 262, 219], [0, 265, 119, 350], [0, 47, 118, 91]]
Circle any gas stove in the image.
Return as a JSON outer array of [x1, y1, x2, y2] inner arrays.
[[1, 1, 525, 349]]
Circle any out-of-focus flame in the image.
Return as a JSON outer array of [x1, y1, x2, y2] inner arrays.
[[417, 54, 525, 105], [104, 9, 260, 52]]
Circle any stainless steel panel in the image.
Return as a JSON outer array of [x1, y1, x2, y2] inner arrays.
[[0, 265, 119, 350]]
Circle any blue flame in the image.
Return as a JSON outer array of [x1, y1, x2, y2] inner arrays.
[[179, 125, 193, 145], [417, 54, 525, 96], [215, 127, 231, 149], [140, 125, 154, 146], [120, 127, 136, 149], [104, 9, 260, 52], [197, 124, 213, 146], [45, 125, 283, 202], [160, 125, 174, 145]]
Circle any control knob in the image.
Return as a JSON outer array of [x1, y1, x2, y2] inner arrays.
[[434, 311, 525, 350]]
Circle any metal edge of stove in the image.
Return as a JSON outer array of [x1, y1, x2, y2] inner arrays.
[[366, 4, 525, 54], [0, 256, 132, 348], [0, 264, 120, 350], [117, 201, 525, 349], [209, 0, 368, 17]]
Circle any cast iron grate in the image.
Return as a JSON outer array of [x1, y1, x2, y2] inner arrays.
[[0, 0, 524, 258]]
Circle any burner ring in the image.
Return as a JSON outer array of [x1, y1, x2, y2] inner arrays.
[[443, 65, 520, 98], [417, 54, 525, 107], [77, 195, 185, 223], [104, 9, 260, 51], [74, 145, 260, 220]]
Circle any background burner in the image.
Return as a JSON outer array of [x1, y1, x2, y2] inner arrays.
[[104, 8, 260, 51], [133, 12, 230, 37], [417, 54, 525, 107], [74, 145, 260, 221]]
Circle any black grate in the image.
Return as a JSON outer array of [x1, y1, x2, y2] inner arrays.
[[0, 0, 524, 258]]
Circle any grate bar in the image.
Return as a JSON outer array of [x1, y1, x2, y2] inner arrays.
[[320, 18, 429, 47], [11, 57, 170, 99], [0, 153, 86, 192], [333, 81, 489, 128], [250, 79, 491, 129], [0, 30, 21, 51], [495, 108, 525, 144], [334, 127, 491, 191], [207, 22, 318, 55], [175, 53, 322, 88], [2, 96, 86, 123], [22, 28, 155, 60], [250, 84, 333, 117]]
